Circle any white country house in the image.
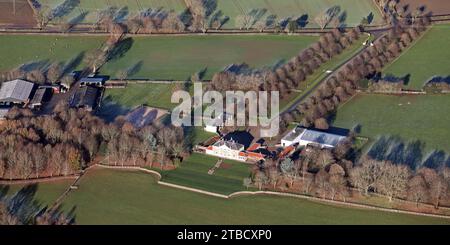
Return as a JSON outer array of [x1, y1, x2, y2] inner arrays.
[[205, 139, 247, 161]]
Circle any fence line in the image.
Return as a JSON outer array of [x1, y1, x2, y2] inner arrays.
[[0, 175, 78, 185]]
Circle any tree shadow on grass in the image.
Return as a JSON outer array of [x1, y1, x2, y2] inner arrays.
[[5, 184, 75, 224], [422, 150, 448, 170], [203, 0, 218, 18], [296, 14, 309, 28], [367, 12, 374, 24], [69, 11, 88, 25], [63, 51, 85, 75], [127, 60, 143, 78], [19, 60, 50, 72], [50, 0, 80, 20], [96, 96, 131, 123], [249, 8, 267, 27], [107, 37, 134, 62], [0, 185, 9, 200], [366, 135, 450, 171], [114, 6, 129, 23]]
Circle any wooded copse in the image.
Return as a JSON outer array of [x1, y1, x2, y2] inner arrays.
[[0, 105, 186, 180], [250, 137, 450, 208]]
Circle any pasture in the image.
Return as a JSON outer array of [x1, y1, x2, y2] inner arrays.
[[59, 168, 450, 224], [332, 94, 450, 156], [100, 34, 317, 80], [39, 0, 382, 28], [101, 83, 179, 110], [0, 34, 105, 72], [383, 24, 450, 89], [399, 0, 450, 16], [39, 0, 187, 24], [217, 0, 383, 28], [0, 179, 72, 207], [157, 153, 252, 195]]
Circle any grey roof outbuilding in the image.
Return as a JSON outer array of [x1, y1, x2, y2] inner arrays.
[[70, 86, 99, 111], [0, 79, 34, 104], [300, 130, 346, 148], [0, 108, 10, 120]]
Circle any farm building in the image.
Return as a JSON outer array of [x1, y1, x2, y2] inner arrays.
[[80, 76, 107, 87], [281, 126, 347, 149], [30, 87, 51, 109], [0, 79, 34, 105], [70, 86, 100, 111]]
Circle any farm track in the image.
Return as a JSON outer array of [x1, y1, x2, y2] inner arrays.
[[280, 33, 385, 115]]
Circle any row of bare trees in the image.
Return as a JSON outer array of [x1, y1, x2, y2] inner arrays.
[[283, 20, 430, 130], [375, 0, 433, 26], [210, 27, 362, 96], [424, 77, 450, 93], [0, 62, 73, 88], [0, 104, 186, 180], [367, 76, 405, 93], [351, 157, 449, 207]]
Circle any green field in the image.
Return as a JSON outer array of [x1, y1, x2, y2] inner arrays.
[[59, 168, 450, 224], [0, 35, 104, 72], [332, 94, 450, 154], [0, 179, 72, 207], [157, 153, 252, 195], [40, 0, 187, 24], [383, 24, 450, 89], [102, 83, 179, 111], [0, 34, 316, 80], [217, 0, 382, 28], [41, 0, 382, 28], [100, 35, 317, 80]]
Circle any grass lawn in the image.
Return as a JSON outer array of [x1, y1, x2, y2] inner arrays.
[[60, 168, 450, 224], [383, 24, 450, 89], [217, 0, 383, 29], [40, 0, 187, 24], [332, 94, 450, 155], [100, 35, 317, 80], [0, 180, 72, 207], [0, 35, 104, 72], [102, 83, 180, 111], [187, 126, 217, 145], [157, 153, 252, 195], [40, 0, 381, 28]]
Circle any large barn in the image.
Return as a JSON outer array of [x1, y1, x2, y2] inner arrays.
[[0, 79, 34, 105], [281, 126, 347, 149]]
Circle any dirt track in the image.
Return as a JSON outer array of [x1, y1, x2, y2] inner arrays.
[[0, 0, 36, 27], [400, 0, 450, 16]]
